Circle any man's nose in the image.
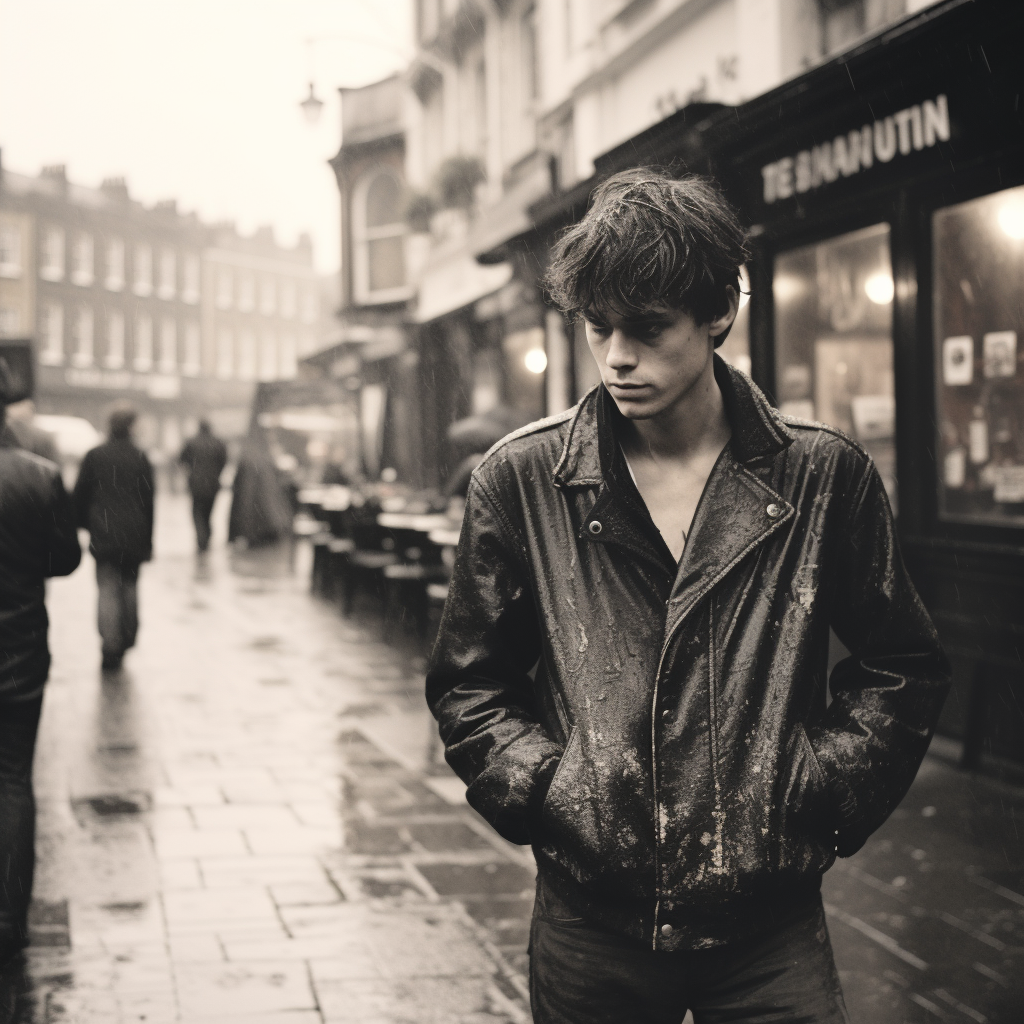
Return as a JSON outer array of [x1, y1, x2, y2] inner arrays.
[[605, 331, 638, 370]]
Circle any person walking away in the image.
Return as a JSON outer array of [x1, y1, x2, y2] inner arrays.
[[74, 405, 154, 671], [0, 363, 80, 964], [426, 170, 950, 1023], [228, 426, 292, 548], [179, 420, 227, 552]]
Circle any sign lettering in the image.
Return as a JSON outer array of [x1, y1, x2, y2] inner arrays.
[[761, 94, 950, 204]]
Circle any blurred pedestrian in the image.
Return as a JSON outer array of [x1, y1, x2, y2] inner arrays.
[[0, 362, 80, 964], [179, 420, 227, 553], [73, 405, 154, 671], [228, 426, 292, 548]]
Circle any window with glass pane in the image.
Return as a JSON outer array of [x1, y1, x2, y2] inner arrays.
[[774, 223, 896, 508], [359, 173, 406, 298], [934, 186, 1024, 527]]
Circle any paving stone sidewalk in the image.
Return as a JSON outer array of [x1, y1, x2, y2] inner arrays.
[[6, 494, 530, 1023], [3, 492, 1022, 1023]]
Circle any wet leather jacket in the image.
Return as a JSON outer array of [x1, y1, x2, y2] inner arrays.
[[426, 357, 949, 951]]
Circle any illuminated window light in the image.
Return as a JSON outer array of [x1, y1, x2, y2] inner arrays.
[[524, 348, 547, 374], [997, 202, 1024, 240], [864, 272, 894, 305]]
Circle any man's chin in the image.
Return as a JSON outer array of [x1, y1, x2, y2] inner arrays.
[[610, 393, 662, 419]]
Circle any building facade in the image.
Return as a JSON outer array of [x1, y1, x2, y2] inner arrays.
[[0, 155, 326, 460]]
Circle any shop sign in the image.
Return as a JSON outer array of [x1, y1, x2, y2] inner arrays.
[[63, 366, 181, 399], [761, 94, 950, 205]]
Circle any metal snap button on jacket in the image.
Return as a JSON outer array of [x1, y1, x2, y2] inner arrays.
[[766, 503, 782, 518], [588, 520, 603, 535], [660, 923, 674, 937]]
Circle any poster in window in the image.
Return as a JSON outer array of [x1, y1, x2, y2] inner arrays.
[[942, 336, 974, 385], [982, 331, 1016, 378]]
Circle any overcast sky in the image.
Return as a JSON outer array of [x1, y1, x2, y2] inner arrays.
[[0, 0, 413, 273]]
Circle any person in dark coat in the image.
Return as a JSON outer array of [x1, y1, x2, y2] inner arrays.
[[73, 405, 154, 671], [227, 426, 292, 548], [179, 420, 227, 553], [0, 372, 80, 964]]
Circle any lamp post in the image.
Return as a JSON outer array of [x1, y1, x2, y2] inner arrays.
[[297, 32, 443, 126]]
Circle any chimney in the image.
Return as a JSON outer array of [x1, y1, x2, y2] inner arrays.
[[41, 164, 68, 194], [101, 176, 130, 202], [154, 198, 177, 216]]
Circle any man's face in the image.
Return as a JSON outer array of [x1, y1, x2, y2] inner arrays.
[[584, 302, 730, 421]]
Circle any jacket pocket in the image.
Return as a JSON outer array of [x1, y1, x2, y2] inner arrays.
[[776, 723, 833, 869], [541, 726, 580, 826]]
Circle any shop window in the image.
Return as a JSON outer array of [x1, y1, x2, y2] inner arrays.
[[934, 185, 1024, 527], [71, 306, 94, 367], [39, 304, 64, 365], [0, 223, 22, 278], [134, 314, 153, 371], [158, 250, 176, 300], [40, 228, 65, 282], [71, 233, 94, 286], [159, 318, 177, 373], [182, 255, 200, 304], [774, 223, 896, 508], [216, 328, 234, 379], [105, 311, 125, 369], [105, 239, 125, 291], [354, 172, 407, 302], [183, 323, 201, 376], [134, 245, 153, 296]]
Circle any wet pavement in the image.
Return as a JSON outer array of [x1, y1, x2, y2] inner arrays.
[[2, 493, 1021, 1022]]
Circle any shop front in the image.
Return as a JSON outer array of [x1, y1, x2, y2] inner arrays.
[[706, 0, 1024, 769], [504, 0, 1022, 769]]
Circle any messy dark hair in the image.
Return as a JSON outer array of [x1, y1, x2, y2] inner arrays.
[[545, 169, 749, 347], [108, 404, 137, 440]]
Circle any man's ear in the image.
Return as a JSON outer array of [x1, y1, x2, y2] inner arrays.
[[708, 286, 739, 339]]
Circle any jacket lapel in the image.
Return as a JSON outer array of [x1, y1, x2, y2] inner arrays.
[[666, 450, 793, 630]]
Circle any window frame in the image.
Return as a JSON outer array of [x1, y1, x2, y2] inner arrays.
[[352, 170, 411, 305]]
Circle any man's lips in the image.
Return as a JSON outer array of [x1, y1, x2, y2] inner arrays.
[[608, 382, 652, 392]]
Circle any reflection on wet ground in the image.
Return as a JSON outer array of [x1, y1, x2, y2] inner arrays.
[[1, 493, 1021, 1022]]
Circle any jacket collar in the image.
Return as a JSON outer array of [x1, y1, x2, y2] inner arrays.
[[553, 354, 793, 488]]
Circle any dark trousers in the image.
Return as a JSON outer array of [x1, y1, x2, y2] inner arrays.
[[529, 887, 849, 1024], [190, 489, 218, 552], [95, 559, 140, 659], [0, 696, 43, 951]]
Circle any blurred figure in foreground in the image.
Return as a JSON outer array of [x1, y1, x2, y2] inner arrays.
[[3, 400, 58, 465], [228, 426, 292, 548], [74, 406, 154, 671], [179, 420, 227, 553], [0, 363, 80, 964]]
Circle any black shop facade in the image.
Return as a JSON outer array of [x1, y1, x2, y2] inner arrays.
[[517, 0, 1024, 770]]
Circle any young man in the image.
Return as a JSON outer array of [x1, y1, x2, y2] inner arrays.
[[74, 405, 154, 671], [426, 170, 949, 1023]]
